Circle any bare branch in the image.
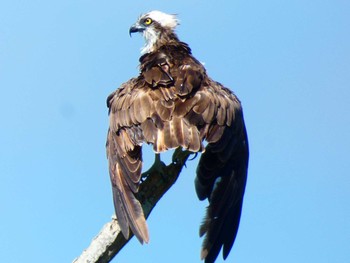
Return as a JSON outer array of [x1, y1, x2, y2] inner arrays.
[[73, 148, 192, 263]]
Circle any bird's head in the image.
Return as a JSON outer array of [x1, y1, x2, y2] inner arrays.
[[129, 11, 179, 54]]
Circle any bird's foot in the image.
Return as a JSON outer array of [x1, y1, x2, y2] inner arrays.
[[172, 147, 195, 166]]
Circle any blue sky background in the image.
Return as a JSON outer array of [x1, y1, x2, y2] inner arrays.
[[1, 1, 349, 262]]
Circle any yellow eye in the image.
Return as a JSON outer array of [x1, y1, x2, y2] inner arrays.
[[144, 18, 153, 25]]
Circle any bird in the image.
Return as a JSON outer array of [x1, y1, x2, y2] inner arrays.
[[106, 10, 249, 263]]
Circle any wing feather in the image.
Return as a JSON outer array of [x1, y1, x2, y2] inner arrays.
[[134, 95, 146, 123], [202, 97, 216, 123], [140, 118, 157, 143], [172, 117, 187, 147], [226, 105, 233, 126], [155, 99, 174, 121], [173, 93, 200, 117], [216, 105, 226, 126], [163, 121, 178, 149], [188, 126, 202, 152], [192, 93, 210, 114], [129, 101, 138, 124], [206, 124, 226, 144], [154, 128, 166, 152]]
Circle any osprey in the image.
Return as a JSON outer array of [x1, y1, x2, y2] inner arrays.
[[106, 11, 249, 263]]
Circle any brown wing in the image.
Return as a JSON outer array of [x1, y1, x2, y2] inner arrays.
[[107, 48, 248, 262], [193, 80, 249, 263], [106, 79, 149, 243]]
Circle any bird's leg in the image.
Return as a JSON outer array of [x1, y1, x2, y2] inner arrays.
[[141, 153, 166, 181]]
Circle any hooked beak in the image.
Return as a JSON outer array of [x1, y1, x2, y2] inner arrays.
[[129, 23, 145, 36]]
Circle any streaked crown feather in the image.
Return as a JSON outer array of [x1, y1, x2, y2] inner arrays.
[[142, 10, 179, 29]]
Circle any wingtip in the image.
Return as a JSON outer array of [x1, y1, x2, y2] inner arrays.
[[132, 228, 150, 244], [143, 237, 150, 244], [201, 248, 208, 260], [134, 217, 150, 244]]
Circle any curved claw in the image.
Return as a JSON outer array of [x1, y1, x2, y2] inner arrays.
[[188, 152, 198, 161], [172, 147, 193, 165]]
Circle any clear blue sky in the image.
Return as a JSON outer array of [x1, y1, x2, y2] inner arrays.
[[1, 1, 349, 262]]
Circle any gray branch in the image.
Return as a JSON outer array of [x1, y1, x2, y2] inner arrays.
[[73, 148, 192, 263]]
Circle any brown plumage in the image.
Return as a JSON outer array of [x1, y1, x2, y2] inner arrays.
[[106, 11, 249, 263]]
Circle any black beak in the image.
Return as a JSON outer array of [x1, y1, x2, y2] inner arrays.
[[129, 24, 144, 37]]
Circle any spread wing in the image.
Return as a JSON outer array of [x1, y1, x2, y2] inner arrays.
[[195, 84, 249, 263], [107, 48, 248, 262]]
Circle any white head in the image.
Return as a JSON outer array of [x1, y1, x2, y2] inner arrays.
[[129, 11, 180, 54], [143, 11, 179, 29]]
